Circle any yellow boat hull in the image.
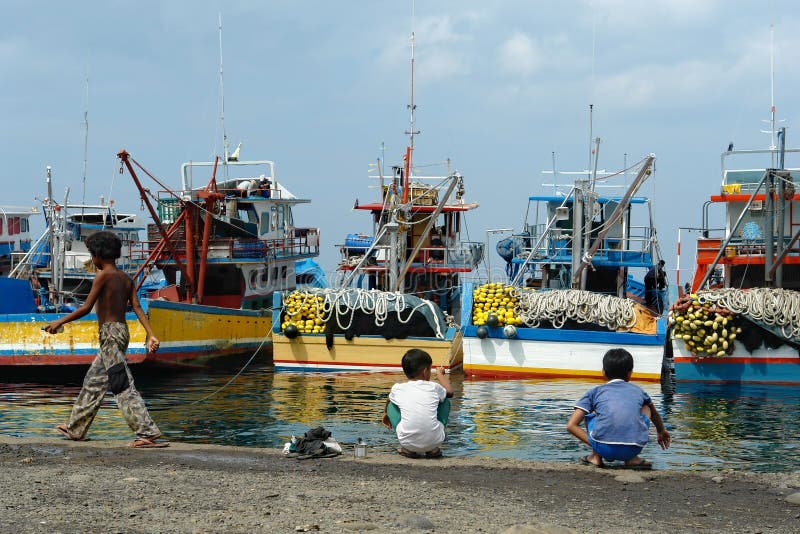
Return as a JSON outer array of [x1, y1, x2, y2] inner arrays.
[[272, 329, 463, 372]]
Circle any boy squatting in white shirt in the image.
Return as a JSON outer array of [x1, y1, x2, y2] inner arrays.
[[382, 348, 454, 458]]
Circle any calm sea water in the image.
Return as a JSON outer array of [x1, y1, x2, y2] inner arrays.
[[1, 357, 798, 472]]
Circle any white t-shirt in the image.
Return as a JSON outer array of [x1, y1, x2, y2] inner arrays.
[[389, 380, 447, 453]]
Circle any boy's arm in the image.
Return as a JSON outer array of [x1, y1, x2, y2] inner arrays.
[[130, 283, 160, 353], [44, 272, 105, 333], [436, 366, 454, 398], [566, 408, 590, 446], [647, 401, 671, 450]]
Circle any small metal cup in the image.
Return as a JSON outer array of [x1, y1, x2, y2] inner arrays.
[[354, 439, 367, 459]]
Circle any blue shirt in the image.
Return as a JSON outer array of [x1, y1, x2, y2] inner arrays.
[[575, 379, 652, 447]]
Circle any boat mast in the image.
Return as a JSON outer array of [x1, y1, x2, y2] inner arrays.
[[218, 13, 230, 175], [81, 73, 89, 216], [394, 7, 420, 292], [769, 23, 776, 167]]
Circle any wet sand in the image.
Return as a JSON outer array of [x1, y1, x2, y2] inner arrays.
[[1, 435, 799, 533]]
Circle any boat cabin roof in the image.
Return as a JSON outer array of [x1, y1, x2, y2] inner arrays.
[[0, 207, 36, 217], [723, 169, 800, 185]]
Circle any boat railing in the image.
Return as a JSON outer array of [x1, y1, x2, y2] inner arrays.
[[696, 227, 800, 259], [129, 230, 320, 264], [338, 240, 484, 271], [513, 224, 655, 265], [722, 182, 765, 196]]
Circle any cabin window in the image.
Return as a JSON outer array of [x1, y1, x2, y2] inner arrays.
[[249, 270, 258, 289], [0, 217, 3, 234], [281, 265, 287, 280], [272, 266, 279, 280], [270, 206, 278, 231], [276, 205, 286, 233], [260, 211, 270, 234], [9, 217, 20, 235]]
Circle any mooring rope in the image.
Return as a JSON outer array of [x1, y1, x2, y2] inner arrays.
[[514, 289, 637, 331]]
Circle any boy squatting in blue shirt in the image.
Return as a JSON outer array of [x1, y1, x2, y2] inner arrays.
[[567, 348, 671, 469]]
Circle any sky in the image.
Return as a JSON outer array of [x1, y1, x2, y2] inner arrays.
[[3, 0, 799, 284]]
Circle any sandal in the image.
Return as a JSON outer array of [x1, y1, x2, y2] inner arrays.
[[424, 448, 443, 459], [129, 438, 170, 448], [579, 455, 605, 468], [397, 447, 423, 459], [56, 424, 88, 442], [623, 458, 652, 470]]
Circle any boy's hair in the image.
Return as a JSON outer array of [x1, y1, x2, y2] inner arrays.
[[401, 348, 433, 379], [84, 231, 122, 260], [602, 348, 634, 380]]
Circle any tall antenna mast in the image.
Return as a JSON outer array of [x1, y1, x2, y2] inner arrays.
[[81, 72, 89, 210], [769, 23, 776, 164], [587, 104, 594, 177], [402, 1, 420, 203], [588, 11, 597, 178], [218, 13, 230, 164], [407, 31, 416, 154]]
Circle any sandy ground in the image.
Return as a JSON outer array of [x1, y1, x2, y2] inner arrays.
[[1, 436, 800, 533]]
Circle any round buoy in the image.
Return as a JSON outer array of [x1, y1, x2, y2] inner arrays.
[[476, 325, 489, 339], [284, 324, 299, 339], [486, 313, 499, 328], [503, 325, 517, 338]]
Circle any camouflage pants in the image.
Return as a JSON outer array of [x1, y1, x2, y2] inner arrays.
[[64, 322, 161, 440]]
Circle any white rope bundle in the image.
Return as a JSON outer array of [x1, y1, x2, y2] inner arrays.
[[514, 289, 637, 331], [696, 288, 800, 341], [285, 288, 445, 338]]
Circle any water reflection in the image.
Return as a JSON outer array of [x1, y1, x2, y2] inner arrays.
[[1, 361, 798, 472]]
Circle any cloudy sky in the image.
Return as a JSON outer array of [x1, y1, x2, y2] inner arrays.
[[3, 0, 799, 281]]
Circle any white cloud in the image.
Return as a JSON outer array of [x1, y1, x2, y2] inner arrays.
[[415, 15, 462, 45], [375, 13, 475, 82], [584, 0, 720, 29], [417, 50, 468, 82], [498, 33, 542, 77]]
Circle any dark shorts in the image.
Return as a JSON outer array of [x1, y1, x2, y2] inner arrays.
[[586, 412, 648, 462]]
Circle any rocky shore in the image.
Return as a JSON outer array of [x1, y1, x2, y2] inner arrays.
[[1, 436, 799, 533]]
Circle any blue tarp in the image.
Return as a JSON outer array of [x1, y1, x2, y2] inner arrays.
[[296, 258, 328, 288], [0, 277, 37, 313]]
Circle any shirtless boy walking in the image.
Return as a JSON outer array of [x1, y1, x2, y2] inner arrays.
[[45, 231, 167, 448]]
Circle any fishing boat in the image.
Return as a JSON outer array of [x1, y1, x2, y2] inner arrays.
[[0, 149, 320, 367], [666, 130, 800, 384], [271, 31, 482, 373], [1, 172, 155, 365], [33, 200, 144, 301], [122, 149, 320, 361], [461, 153, 668, 381], [0, 206, 35, 278]]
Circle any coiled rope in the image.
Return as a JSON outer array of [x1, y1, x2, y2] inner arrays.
[[696, 288, 800, 341], [514, 289, 637, 331], [284, 288, 446, 339]]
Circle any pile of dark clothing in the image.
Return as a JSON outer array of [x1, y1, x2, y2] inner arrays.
[[284, 426, 342, 460]]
